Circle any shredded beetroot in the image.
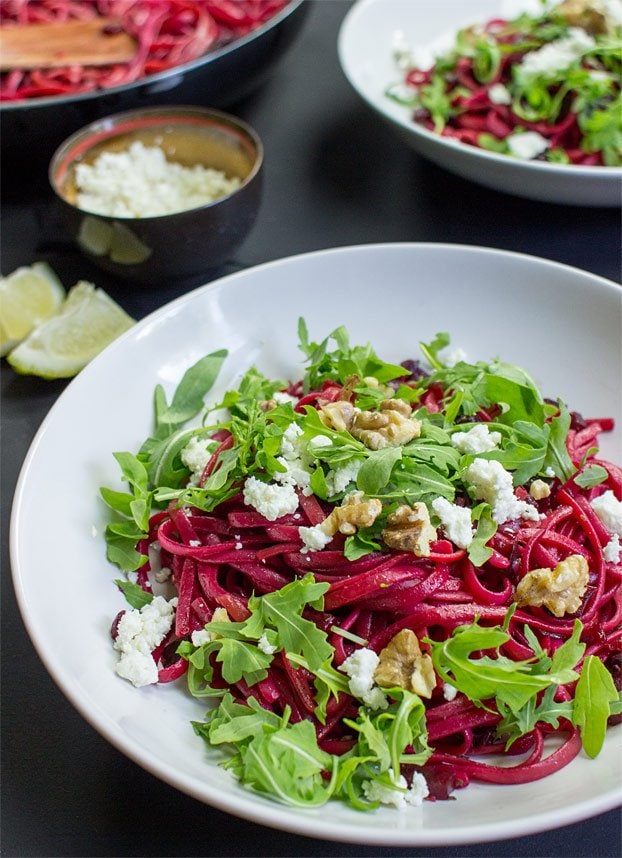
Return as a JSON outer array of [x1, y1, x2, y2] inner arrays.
[[121, 375, 621, 796], [0, 0, 289, 102]]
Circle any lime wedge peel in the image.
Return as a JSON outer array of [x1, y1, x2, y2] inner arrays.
[[0, 263, 66, 356], [7, 281, 135, 379]]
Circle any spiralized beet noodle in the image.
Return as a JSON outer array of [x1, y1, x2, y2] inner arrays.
[[0, 0, 288, 102], [115, 359, 622, 801]]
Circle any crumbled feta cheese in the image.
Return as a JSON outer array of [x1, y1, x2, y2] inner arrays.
[[181, 435, 215, 486], [443, 682, 458, 701], [519, 27, 595, 77], [257, 632, 277, 655], [437, 345, 467, 368], [451, 424, 502, 455], [362, 769, 429, 809], [273, 422, 313, 495], [235, 541, 243, 550], [243, 476, 299, 520], [465, 458, 540, 524], [432, 497, 474, 549], [591, 490, 622, 536], [299, 522, 333, 553], [114, 596, 177, 687], [325, 459, 362, 496], [507, 131, 550, 160], [603, 534, 621, 563], [488, 82, 512, 104], [280, 421, 305, 459], [340, 648, 388, 710], [273, 390, 297, 405], [273, 455, 313, 495], [74, 141, 242, 218], [191, 628, 213, 647], [600, 0, 622, 27], [308, 434, 333, 449]]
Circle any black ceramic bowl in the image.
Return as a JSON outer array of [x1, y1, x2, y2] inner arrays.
[[0, 0, 307, 168], [49, 105, 263, 284]]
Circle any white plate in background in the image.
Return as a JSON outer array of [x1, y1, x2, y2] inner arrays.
[[338, 0, 622, 206]]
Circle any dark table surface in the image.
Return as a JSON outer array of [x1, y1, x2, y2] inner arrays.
[[2, 2, 621, 856]]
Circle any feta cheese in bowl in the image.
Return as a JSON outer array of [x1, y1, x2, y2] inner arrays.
[[49, 105, 263, 284]]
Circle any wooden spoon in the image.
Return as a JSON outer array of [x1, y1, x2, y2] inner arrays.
[[0, 18, 137, 71]]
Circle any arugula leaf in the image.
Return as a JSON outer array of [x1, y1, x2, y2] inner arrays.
[[543, 400, 576, 482], [152, 349, 228, 438], [198, 693, 282, 745], [104, 521, 148, 572], [286, 652, 351, 724], [573, 655, 620, 758], [428, 617, 582, 714], [574, 464, 609, 489], [497, 685, 573, 749], [344, 690, 432, 774], [357, 447, 402, 495], [343, 531, 383, 561], [467, 504, 496, 567], [244, 576, 332, 671], [114, 578, 153, 609]]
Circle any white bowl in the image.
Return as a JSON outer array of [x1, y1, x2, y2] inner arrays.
[[338, 0, 622, 206], [10, 244, 622, 846]]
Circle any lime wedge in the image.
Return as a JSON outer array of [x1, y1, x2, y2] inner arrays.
[[0, 263, 65, 356], [7, 281, 135, 378]]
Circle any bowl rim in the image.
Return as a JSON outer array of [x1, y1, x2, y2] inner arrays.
[[337, 0, 622, 180], [0, 0, 305, 113], [48, 104, 264, 222]]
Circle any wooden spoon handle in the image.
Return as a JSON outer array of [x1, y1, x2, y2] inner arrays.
[[0, 18, 136, 71]]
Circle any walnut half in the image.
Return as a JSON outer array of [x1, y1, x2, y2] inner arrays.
[[320, 491, 383, 537], [374, 629, 436, 698], [382, 503, 437, 557], [515, 554, 589, 617], [350, 399, 421, 450]]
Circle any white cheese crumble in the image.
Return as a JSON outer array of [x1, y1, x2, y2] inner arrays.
[[590, 490, 622, 536], [362, 769, 429, 809], [432, 497, 474, 549], [257, 632, 278, 655], [488, 82, 512, 105], [519, 27, 595, 77], [465, 458, 540, 524], [299, 522, 333, 553], [507, 131, 550, 160], [451, 424, 502, 455], [74, 141, 242, 218], [114, 596, 177, 687], [273, 390, 297, 405], [603, 534, 621, 563], [181, 435, 216, 486], [308, 434, 333, 449], [325, 459, 362, 496], [191, 628, 213, 647], [437, 345, 467, 368], [243, 476, 299, 521], [443, 682, 458, 701], [340, 648, 388, 710], [273, 421, 313, 495]]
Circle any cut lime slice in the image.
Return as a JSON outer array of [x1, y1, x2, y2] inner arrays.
[[0, 263, 65, 356], [7, 281, 135, 379]]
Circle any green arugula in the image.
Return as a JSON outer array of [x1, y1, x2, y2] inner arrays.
[[573, 655, 621, 758]]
